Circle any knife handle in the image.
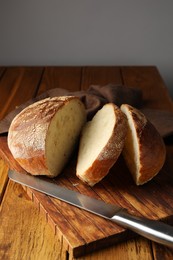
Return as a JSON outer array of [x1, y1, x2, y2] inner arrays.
[[111, 210, 173, 247]]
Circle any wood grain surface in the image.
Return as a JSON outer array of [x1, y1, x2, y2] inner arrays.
[[1, 66, 173, 260]]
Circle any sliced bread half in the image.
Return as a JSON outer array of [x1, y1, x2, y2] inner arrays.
[[120, 104, 166, 185], [8, 96, 86, 177], [76, 103, 127, 186]]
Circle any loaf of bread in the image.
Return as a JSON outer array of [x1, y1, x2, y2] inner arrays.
[[8, 96, 86, 177], [8, 95, 166, 186], [120, 104, 166, 185], [76, 103, 127, 186]]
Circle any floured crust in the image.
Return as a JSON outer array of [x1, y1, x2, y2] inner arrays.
[[8, 96, 86, 177], [76, 103, 128, 186], [121, 104, 166, 185], [8, 97, 64, 160]]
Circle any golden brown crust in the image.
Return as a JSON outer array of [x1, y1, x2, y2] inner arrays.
[[77, 158, 117, 186], [16, 155, 51, 176], [121, 104, 166, 185], [8, 97, 64, 158], [8, 96, 81, 176], [137, 120, 166, 184], [77, 104, 128, 186]]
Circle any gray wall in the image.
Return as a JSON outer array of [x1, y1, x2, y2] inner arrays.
[[0, 0, 173, 96]]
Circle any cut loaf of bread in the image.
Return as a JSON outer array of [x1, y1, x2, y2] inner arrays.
[[76, 103, 127, 186], [8, 96, 86, 177], [120, 104, 166, 185]]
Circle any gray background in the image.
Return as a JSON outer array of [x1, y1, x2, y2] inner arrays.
[[0, 0, 173, 96]]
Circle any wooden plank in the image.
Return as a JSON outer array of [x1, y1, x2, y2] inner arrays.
[[30, 190, 87, 255], [152, 241, 173, 260], [76, 238, 153, 260], [38, 66, 82, 94], [0, 136, 26, 174], [0, 67, 44, 120], [0, 180, 67, 260], [81, 66, 122, 90], [0, 159, 8, 203], [121, 66, 173, 112]]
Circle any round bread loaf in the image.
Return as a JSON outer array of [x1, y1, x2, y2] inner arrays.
[[120, 104, 166, 185], [76, 103, 127, 186], [8, 96, 86, 177]]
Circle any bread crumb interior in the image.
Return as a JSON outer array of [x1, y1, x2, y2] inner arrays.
[[46, 100, 86, 176], [121, 105, 139, 182], [77, 104, 116, 174]]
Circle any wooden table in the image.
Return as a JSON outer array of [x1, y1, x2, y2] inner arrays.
[[1, 66, 173, 260]]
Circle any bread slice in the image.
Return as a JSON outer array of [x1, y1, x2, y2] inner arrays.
[[8, 96, 86, 177], [120, 104, 166, 185], [76, 103, 127, 186]]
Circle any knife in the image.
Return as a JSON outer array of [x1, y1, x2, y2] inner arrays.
[[8, 169, 173, 248]]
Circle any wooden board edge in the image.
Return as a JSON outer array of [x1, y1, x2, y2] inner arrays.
[[21, 184, 137, 258]]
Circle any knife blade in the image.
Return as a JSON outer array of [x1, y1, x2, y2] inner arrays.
[[8, 169, 173, 248]]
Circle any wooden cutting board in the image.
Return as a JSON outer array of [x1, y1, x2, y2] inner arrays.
[[1, 66, 173, 258], [1, 135, 173, 258]]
